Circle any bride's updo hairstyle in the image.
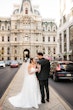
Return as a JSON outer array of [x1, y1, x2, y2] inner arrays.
[[30, 58, 33, 63]]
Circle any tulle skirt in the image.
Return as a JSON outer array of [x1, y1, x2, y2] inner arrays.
[[9, 74, 41, 109]]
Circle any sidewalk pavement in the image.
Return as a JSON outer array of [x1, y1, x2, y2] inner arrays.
[[0, 63, 72, 110]]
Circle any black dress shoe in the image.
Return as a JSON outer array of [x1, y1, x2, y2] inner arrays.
[[46, 99, 49, 102], [41, 100, 45, 103]]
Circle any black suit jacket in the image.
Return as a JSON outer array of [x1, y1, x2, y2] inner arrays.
[[36, 58, 50, 80]]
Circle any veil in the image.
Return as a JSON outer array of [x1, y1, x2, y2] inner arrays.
[[24, 58, 30, 76]]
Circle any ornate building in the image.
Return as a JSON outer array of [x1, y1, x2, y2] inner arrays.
[[0, 0, 57, 61], [57, 0, 73, 61]]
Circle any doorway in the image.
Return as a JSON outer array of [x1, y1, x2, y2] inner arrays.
[[23, 49, 30, 60]]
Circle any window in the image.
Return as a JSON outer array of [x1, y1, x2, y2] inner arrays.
[[2, 36, 4, 42], [36, 49, 38, 53], [63, 15, 66, 23], [64, 30, 67, 52], [43, 27, 45, 31], [53, 48, 56, 54], [25, 8, 28, 14], [2, 47, 4, 54], [8, 36, 10, 42], [48, 47, 50, 54], [15, 50, 17, 54], [2, 57, 4, 60], [54, 57, 55, 60], [15, 38, 17, 41], [43, 37, 45, 42], [15, 25, 17, 29], [59, 34, 62, 53], [53, 28, 56, 31], [15, 57, 17, 60], [48, 27, 50, 31], [25, 36, 28, 41], [53, 37, 55, 42], [7, 47, 10, 54], [8, 26, 10, 30], [7, 57, 10, 60], [36, 37, 38, 41], [52, 26, 56, 31], [2, 26, 4, 30], [48, 37, 50, 42], [5, 24, 7, 29]]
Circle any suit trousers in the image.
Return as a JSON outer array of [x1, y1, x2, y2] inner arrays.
[[39, 79, 49, 101]]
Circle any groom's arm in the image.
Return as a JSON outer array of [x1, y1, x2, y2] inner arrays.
[[36, 63, 41, 73]]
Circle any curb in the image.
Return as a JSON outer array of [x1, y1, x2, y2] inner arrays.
[[50, 86, 72, 110], [0, 63, 24, 106]]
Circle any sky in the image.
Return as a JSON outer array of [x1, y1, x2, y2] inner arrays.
[[0, 0, 60, 24]]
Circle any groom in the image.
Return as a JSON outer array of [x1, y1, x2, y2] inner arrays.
[[37, 52, 50, 103]]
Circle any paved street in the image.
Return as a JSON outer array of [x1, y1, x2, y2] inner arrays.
[[0, 63, 71, 110], [50, 79, 73, 109], [0, 65, 73, 110], [0, 67, 19, 98]]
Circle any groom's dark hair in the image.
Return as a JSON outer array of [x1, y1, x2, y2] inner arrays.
[[37, 52, 43, 56]]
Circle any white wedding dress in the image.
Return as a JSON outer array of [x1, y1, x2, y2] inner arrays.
[[9, 61, 41, 109]]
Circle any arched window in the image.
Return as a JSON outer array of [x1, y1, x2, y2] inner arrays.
[[48, 26, 51, 31], [43, 25, 46, 31], [52, 26, 56, 31], [25, 8, 28, 14], [8, 26, 10, 30]]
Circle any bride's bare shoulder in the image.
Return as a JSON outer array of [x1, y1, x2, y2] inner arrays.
[[28, 64, 31, 69]]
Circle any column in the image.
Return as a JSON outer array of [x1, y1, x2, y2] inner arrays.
[[62, 31, 64, 54], [66, 27, 69, 60], [45, 46, 48, 55]]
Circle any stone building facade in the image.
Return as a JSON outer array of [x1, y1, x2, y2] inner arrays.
[[0, 0, 57, 61], [57, 0, 73, 61]]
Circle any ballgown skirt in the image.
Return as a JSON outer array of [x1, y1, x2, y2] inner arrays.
[[9, 68, 41, 109]]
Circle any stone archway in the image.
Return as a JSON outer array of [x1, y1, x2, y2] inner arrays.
[[23, 49, 30, 60]]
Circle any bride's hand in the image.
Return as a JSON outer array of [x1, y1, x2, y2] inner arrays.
[[35, 68, 39, 72]]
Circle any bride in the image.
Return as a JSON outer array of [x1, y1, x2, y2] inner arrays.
[[9, 58, 41, 109]]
